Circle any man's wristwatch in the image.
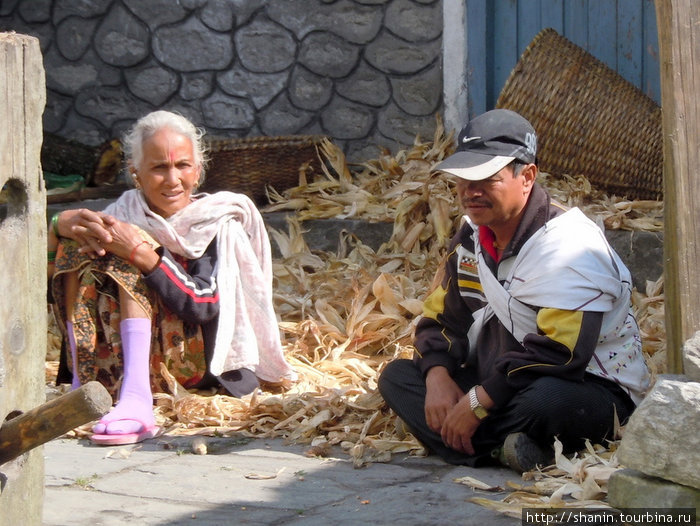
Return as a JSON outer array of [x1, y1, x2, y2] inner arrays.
[[468, 386, 489, 420]]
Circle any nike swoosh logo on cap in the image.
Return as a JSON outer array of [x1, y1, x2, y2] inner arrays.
[[462, 136, 481, 144]]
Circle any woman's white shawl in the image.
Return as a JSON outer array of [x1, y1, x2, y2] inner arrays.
[[467, 208, 649, 404], [104, 189, 296, 383]]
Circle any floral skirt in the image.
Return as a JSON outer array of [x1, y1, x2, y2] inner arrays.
[[51, 239, 209, 400]]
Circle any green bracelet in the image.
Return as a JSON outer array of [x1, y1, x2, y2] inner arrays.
[[47, 250, 57, 263], [51, 212, 61, 237]]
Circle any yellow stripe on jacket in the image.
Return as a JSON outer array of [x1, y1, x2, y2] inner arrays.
[[508, 308, 583, 373]]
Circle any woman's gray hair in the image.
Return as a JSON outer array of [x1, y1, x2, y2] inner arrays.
[[123, 110, 209, 185]]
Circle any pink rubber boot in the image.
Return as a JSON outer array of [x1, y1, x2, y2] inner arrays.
[[91, 318, 157, 444]]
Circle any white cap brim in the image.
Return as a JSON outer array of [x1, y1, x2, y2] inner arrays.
[[435, 154, 515, 181]]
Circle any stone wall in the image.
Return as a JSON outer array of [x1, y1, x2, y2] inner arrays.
[[0, 0, 443, 162]]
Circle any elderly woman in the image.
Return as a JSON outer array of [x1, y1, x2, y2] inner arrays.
[[48, 110, 296, 445]]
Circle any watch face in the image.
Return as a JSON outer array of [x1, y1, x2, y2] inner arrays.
[[474, 406, 488, 420]]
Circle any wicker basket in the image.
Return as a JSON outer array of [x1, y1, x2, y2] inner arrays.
[[201, 134, 328, 203], [41, 132, 100, 178], [496, 28, 663, 200]]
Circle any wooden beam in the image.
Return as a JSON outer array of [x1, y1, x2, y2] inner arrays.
[[655, 0, 700, 373], [0, 382, 112, 465]]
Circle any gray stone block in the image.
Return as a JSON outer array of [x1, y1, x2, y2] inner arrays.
[[59, 111, 109, 146], [259, 93, 314, 136], [266, 0, 314, 39], [158, 102, 205, 135], [264, 213, 393, 257], [336, 60, 391, 107], [199, 0, 236, 32], [385, 0, 442, 42], [318, 0, 384, 44], [43, 95, 73, 134], [18, 0, 50, 23], [94, 3, 149, 67], [229, 0, 266, 26], [289, 66, 334, 111], [616, 377, 700, 490], [605, 229, 663, 291], [390, 60, 442, 115], [180, 0, 208, 10], [377, 101, 439, 144], [299, 32, 360, 78], [201, 90, 255, 130], [53, 0, 112, 22], [267, 0, 383, 44], [44, 46, 99, 94], [218, 66, 287, 110], [154, 17, 233, 71], [0, 0, 18, 17], [365, 29, 441, 74], [608, 468, 700, 509], [321, 97, 376, 139], [74, 86, 150, 129], [123, 0, 188, 28], [124, 61, 179, 106], [235, 18, 297, 74], [55, 16, 97, 61], [180, 71, 214, 101]]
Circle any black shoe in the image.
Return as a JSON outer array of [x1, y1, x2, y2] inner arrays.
[[498, 432, 553, 473], [217, 368, 259, 398]]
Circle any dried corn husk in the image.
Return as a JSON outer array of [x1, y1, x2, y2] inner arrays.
[[464, 437, 624, 516]]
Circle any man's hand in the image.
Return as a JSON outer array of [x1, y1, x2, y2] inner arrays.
[[424, 366, 464, 433], [440, 395, 481, 455]]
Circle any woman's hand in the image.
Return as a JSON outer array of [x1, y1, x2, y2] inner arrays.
[[55, 209, 159, 272], [99, 219, 144, 261], [55, 209, 115, 256], [102, 219, 160, 273]]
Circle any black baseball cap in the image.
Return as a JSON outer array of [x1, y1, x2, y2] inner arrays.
[[435, 109, 537, 180]]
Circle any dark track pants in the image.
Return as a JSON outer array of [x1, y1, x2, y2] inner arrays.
[[378, 359, 636, 467]]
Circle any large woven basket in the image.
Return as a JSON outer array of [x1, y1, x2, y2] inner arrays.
[[201, 134, 327, 204], [41, 132, 100, 178], [496, 28, 663, 200]]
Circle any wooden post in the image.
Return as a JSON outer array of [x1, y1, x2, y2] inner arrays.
[[0, 32, 47, 526], [655, 0, 700, 373]]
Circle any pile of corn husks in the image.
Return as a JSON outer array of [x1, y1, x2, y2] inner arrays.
[[46, 116, 666, 512]]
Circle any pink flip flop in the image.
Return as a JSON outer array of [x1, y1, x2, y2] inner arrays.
[[90, 420, 161, 446]]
